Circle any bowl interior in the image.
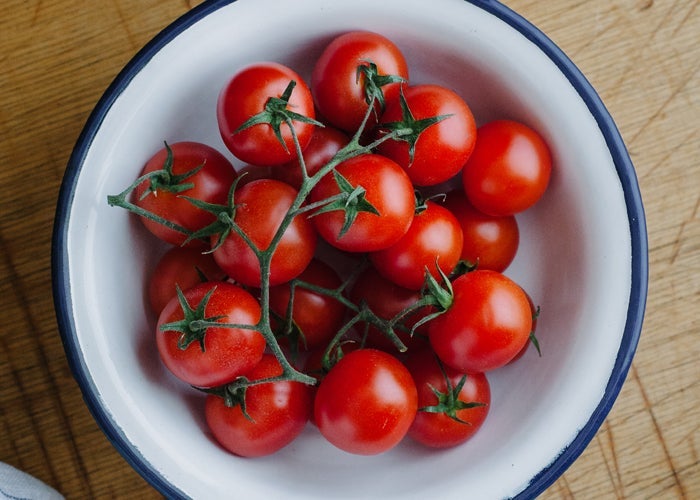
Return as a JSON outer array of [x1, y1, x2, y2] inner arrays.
[[56, 0, 642, 498]]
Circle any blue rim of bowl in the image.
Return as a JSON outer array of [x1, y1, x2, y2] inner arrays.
[[51, 0, 648, 498]]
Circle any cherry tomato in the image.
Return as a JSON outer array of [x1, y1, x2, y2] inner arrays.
[[314, 349, 417, 455], [147, 246, 227, 315], [217, 62, 316, 166], [311, 31, 409, 133], [212, 179, 317, 287], [156, 282, 264, 388], [462, 120, 552, 216], [376, 84, 477, 186], [133, 141, 236, 247], [349, 266, 430, 352], [370, 200, 463, 290], [275, 125, 349, 189], [405, 349, 490, 448], [428, 270, 532, 373], [309, 153, 414, 252], [205, 354, 313, 457], [442, 191, 519, 272], [269, 259, 346, 351]]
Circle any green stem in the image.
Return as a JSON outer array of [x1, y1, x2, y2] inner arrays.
[[291, 280, 359, 311], [291, 193, 348, 217], [109, 74, 436, 390], [244, 96, 416, 373], [107, 171, 192, 236], [187, 320, 261, 331]]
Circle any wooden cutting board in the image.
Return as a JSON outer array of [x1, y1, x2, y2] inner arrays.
[[1, 0, 697, 498]]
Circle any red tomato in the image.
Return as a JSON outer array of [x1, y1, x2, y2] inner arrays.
[[217, 62, 316, 166], [205, 354, 313, 457], [269, 259, 346, 351], [349, 266, 430, 352], [212, 179, 317, 287], [309, 153, 414, 252], [311, 31, 409, 133], [376, 84, 477, 186], [147, 246, 227, 315], [442, 191, 519, 272], [275, 125, 349, 189], [156, 282, 264, 388], [462, 120, 552, 216], [428, 270, 532, 373], [314, 349, 417, 455], [405, 349, 490, 448], [133, 142, 236, 247], [370, 200, 463, 290]]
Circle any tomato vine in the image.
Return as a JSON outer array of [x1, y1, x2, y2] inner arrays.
[[108, 65, 431, 391]]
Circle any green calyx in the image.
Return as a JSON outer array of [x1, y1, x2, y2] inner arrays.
[[179, 175, 246, 251], [449, 259, 479, 279], [201, 379, 254, 420], [311, 170, 380, 239], [378, 86, 452, 165], [105, 141, 202, 237], [318, 340, 358, 375], [421, 376, 487, 424], [234, 80, 324, 153], [140, 142, 204, 199], [413, 190, 450, 216], [409, 264, 455, 335], [158, 285, 224, 352], [420, 357, 486, 424], [356, 60, 406, 116], [413, 190, 430, 215]]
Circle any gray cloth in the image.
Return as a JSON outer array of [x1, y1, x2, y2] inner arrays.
[[0, 463, 63, 500]]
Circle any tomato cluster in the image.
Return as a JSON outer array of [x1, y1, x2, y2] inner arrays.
[[108, 31, 551, 458]]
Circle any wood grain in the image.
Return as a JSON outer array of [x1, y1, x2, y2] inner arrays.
[[1, 0, 697, 498]]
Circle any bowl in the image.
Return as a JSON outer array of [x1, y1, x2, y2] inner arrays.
[[52, 0, 648, 498]]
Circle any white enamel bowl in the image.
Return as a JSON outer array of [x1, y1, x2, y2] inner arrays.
[[52, 0, 648, 498]]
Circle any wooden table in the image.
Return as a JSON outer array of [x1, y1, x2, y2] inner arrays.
[[1, 0, 697, 498]]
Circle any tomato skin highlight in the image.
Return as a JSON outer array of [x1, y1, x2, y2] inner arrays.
[[370, 200, 463, 290], [311, 31, 409, 133], [462, 120, 552, 216], [205, 354, 313, 457], [428, 270, 532, 373], [156, 282, 264, 388], [134, 141, 236, 247], [314, 349, 418, 455], [212, 179, 317, 287], [147, 246, 227, 315], [442, 191, 519, 272], [405, 349, 490, 449], [309, 153, 415, 252], [217, 62, 316, 166], [377, 84, 477, 186]]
